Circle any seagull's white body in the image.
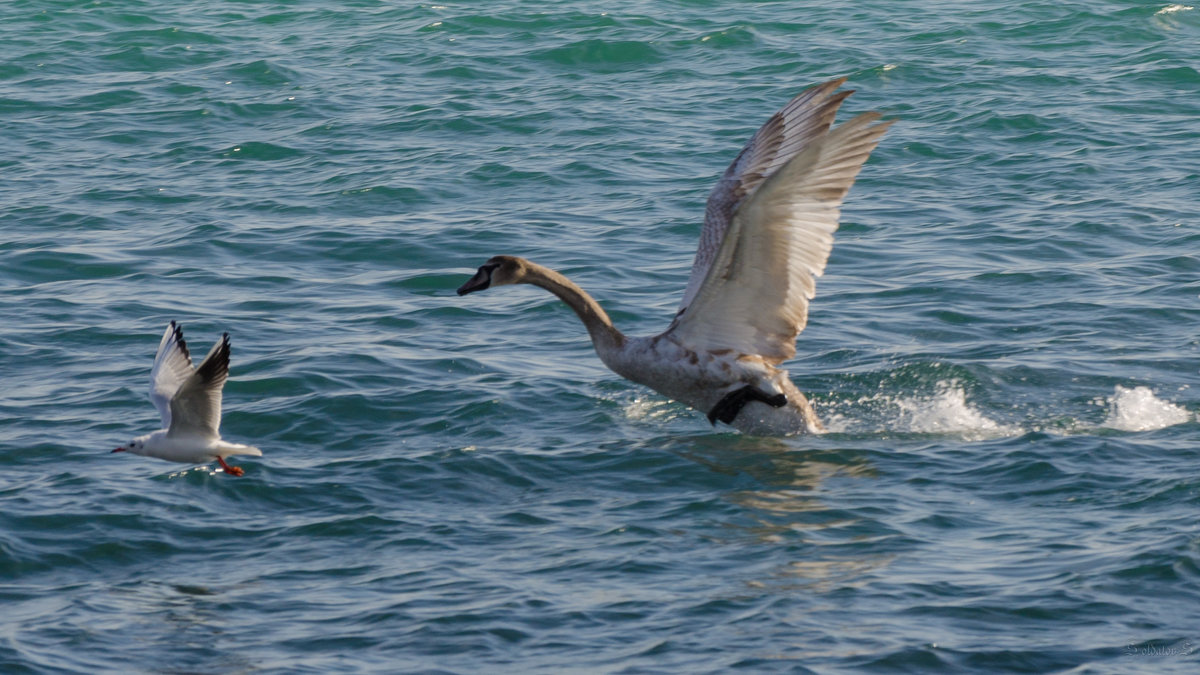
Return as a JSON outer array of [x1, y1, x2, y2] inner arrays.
[[114, 322, 261, 475], [128, 430, 261, 466], [458, 79, 891, 436]]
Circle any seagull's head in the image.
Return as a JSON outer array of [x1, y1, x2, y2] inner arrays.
[[113, 437, 148, 456], [457, 256, 528, 296]]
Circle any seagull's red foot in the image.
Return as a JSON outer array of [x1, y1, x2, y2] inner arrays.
[[216, 456, 245, 477]]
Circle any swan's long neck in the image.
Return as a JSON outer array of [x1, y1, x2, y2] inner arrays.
[[519, 262, 626, 356]]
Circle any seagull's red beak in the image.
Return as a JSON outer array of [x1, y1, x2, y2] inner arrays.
[[112, 447, 126, 453]]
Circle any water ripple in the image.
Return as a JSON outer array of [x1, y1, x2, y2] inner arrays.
[[2, 0, 1199, 672]]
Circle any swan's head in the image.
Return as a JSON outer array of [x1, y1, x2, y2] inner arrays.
[[457, 256, 528, 296]]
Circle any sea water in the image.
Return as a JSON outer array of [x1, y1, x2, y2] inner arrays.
[[1, 1, 1198, 672]]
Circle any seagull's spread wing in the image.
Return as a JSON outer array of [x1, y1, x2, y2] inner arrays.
[[677, 78, 854, 315], [149, 321, 195, 428], [167, 333, 230, 438], [667, 108, 892, 363]]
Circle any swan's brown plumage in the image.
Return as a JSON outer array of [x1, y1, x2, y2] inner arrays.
[[459, 79, 890, 435]]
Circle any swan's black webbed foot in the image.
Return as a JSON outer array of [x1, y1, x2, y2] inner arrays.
[[707, 385, 788, 425]]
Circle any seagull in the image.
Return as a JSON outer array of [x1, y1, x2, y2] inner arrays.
[[458, 78, 891, 435], [113, 321, 262, 476]]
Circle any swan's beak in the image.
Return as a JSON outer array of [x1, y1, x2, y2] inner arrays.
[[457, 266, 493, 295], [112, 447, 126, 453]]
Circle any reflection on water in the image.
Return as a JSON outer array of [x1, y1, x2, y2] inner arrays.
[[756, 557, 893, 594], [663, 434, 896, 593]]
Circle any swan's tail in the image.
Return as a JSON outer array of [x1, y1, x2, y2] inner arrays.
[[216, 441, 263, 458]]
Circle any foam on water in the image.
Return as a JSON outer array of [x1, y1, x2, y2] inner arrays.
[[823, 380, 1014, 439], [626, 382, 1194, 439], [622, 394, 681, 424], [620, 380, 1013, 440], [1101, 385, 1192, 432], [1155, 4, 1194, 16], [891, 381, 1013, 437], [4, 0, 1200, 672]]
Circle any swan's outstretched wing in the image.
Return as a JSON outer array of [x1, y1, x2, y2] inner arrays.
[[167, 333, 229, 438], [677, 78, 854, 314], [149, 321, 194, 428], [667, 110, 892, 363]]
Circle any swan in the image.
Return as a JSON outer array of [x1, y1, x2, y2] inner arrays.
[[458, 78, 891, 435]]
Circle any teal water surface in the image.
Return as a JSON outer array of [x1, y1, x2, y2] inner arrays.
[[2, 1, 1199, 672]]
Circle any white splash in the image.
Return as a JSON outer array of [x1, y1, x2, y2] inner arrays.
[[893, 382, 1010, 436], [1156, 4, 1194, 15], [822, 380, 1013, 439], [1101, 385, 1191, 432], [622, 395, 681, 423], [887, 381, 1014, 438], [1153, 4, 1194, 28]]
